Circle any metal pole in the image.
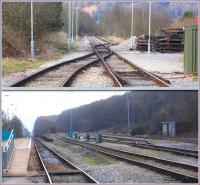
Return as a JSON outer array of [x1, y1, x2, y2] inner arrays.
[[131, 1, 134, 48], [68, 1, 72, 50], [148, 1, 151, 55], [71, 1, 74, 42], [198, 3, 200, 173], [0, 1, 2, 181], [127, 93, 130, 130], [76, 1, 79, 40], [70, 109, 73, 137], [31, 1, 34, 58]]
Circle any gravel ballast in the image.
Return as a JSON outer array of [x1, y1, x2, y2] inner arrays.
[[42, 136, 182, 183]]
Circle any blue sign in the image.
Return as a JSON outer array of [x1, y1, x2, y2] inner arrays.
[[2, 130, 16, 141]]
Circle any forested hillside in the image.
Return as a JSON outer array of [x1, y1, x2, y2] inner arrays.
[[99, 4, 172, 37], [81, 2, 198, 22], [33, 91, 198, 138]]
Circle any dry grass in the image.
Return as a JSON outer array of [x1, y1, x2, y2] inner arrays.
[[2, 55, 63, 74], [2, 58, 45, 74]]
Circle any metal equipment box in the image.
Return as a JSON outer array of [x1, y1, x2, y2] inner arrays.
[[96, 134, 102, 143], [184, 25, 198, 73], [162, 122, 176, 137]]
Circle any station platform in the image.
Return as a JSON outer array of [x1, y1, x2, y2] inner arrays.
[[8, 138, 31, 175]]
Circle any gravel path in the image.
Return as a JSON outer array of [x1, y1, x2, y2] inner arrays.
[[42, 136, 182, 183]]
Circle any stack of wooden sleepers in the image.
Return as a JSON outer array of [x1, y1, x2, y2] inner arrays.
[[136, 34, 155, 51], [155, 28, 184, 53], [136, 28, 184, 53]]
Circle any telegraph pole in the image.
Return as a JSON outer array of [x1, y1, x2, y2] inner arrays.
[[68, 1, 72, 50], [31, 1, 34, 58], [76, 1, 79, 40], [71, 1, 74, 42], [148, 1, 151, 55], [127, 93, 130, 130], [130, 1, 134, 49]]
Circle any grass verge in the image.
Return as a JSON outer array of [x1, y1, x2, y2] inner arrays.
[[2, 58, 45, 74], [2, 55, 61, 74], [82, 153, 114, 165]]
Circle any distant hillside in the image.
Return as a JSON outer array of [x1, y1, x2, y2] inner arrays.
[[80, 2, 198, 22], [33, 91, 198, 138]]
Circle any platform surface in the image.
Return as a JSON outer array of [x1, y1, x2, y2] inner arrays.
[[8, 138, 31, 175]]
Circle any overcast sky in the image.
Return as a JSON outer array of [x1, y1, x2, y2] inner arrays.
[[2, 91, 126, 132]]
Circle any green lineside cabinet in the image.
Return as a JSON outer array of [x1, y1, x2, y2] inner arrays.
[[184, 25, 198, 73]]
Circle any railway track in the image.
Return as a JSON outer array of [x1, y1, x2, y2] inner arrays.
[[89, 36, 170, 87], [56, 136, 198, 183], [97, 135, 198, 158], [10, 36, 170, 88], [34, 139, 98, 183], [10, 53, 102, 87]]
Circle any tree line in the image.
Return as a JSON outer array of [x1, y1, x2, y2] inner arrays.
[[3, 2, 196, 58], [33, 91, 198, 138], [2, 111, 29, 138], [2, 2, 97, 57]]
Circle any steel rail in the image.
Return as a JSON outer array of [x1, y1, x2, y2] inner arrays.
[[34, 141, 52, 183], [88, 36, 123, 87], [10, 52, 96, 87], [35, 139, 99, 184], [93, 47, 123, 87], [58, 137, 198, 183], [92, 36, 170, 87], [61, 52, 113, 87], [101, 135, 198, 158], [128, 143, 198, 158]]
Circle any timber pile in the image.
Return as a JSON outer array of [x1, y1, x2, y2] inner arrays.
[[155, 28, 184, 53], [136, 28, 184, 53], [136, 34, 155, 51]]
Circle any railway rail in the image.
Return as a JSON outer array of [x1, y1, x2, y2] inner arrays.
[[34, 139, 98, 183], [56, 136, 198, 183], [10, 53, 102, 87], [10, 35, 170, 88], [95, 135, 198, 158], [89, 36, 170, 87]]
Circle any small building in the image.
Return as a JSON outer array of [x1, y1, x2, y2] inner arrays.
[[162, 122, 176, 137]]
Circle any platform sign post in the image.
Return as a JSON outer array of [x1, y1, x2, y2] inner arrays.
[[148, 1, 151, 55]]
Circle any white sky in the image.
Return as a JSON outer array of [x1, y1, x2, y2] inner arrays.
[[2, 91, 126, 132]]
